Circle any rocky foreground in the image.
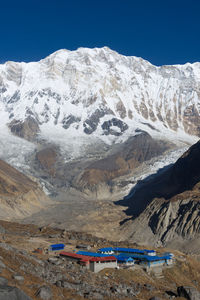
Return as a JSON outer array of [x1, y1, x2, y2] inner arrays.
[[0, 220, 199, 300]]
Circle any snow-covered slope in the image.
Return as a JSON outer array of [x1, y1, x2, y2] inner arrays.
[[0, 47, 199, 155]]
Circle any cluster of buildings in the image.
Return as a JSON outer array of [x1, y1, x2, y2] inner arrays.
[[46, 244, 174, 273]]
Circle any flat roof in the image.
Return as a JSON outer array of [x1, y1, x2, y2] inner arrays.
[[116, 255, 134, 262], [98, 247, 156, 254], [90, 256, 116, 262], [60, 252, 116, 263], [98, 247, 114, 252], [114, 247, 146, 254], [60, 251, 90, 261], [76, 251, 110, 257], [144, 250, 156, 253], [118, 253, 172, 261], [50, 243, 65, 248], [144, 255, 172, 262], [60, 251, 170, 263]]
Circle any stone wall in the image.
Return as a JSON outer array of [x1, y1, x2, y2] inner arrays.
[[90, 261, 117, 273]]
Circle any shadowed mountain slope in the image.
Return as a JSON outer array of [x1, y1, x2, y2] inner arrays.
[[116, 140, 200, 250], [164, 140, 200, 198]]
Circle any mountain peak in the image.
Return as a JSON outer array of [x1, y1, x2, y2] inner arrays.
[[0, 46, 199, 159]]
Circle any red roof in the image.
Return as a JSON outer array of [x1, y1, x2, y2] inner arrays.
[[60, 251, 90, 261], [60, 252, 116, 263], [79, 259, 89, 264], [90, 256, 116, 262]]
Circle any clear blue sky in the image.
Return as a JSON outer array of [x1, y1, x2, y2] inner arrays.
[[0, 0, 200, 66]]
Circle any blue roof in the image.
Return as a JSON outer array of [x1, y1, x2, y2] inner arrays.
[[98, 247, 156, 254], [143, 254, 172, 261], [147, 255, 172, 261], [118, 253, 172, 261], [76, 251, 110, 257], [144, 249, 156, 253], [98, 247, 114, 252], [50, 243, 65, 248], [114, 253, 143, 259], [114, 247, 146, 254], [115, 255, 134, 262], [76, 250, 171, 262], [49, 243, 65, 250]]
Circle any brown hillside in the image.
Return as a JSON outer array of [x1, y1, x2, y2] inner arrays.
[[0, 159, 50, 219], [78, 132, 169, 189], [0, 159, 37, 196], [36, 147, 57, 176]]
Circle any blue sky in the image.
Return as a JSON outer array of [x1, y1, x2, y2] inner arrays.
[[0, 0, 200, 66]]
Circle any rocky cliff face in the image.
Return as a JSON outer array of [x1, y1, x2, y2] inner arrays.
[[149, 197, 200, 242], [120, 196, 200, 250], [0, 159, 50, 219], [8, 116, 40, 141], [119, 140, 200, 252]]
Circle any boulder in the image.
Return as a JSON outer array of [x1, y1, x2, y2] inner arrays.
[[90, 292, 104, 299], [177, 286, 200, 300], [165, 290, 177, 298], [0, 285, 32, 300], [35, 286, 52, 300], [0, 243, 14, 251], [0, 277, 8, 285], [0, 225, 6, 234], [12, 275, 24, 282], [0, 261, 5, 269]]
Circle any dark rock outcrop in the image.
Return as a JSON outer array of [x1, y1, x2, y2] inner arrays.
[[62, 114, 81, 129], [8, 116, 40, 141], [83, 108, 114, 134], [101, 118, 128, 136], [177, 286, 200, 300]]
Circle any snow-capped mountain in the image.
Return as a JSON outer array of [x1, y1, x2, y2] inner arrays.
[[1, 47, 200, 246], [0, 46, 199, 156]]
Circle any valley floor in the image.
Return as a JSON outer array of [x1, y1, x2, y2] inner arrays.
[[20, 146, 189, 244]]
